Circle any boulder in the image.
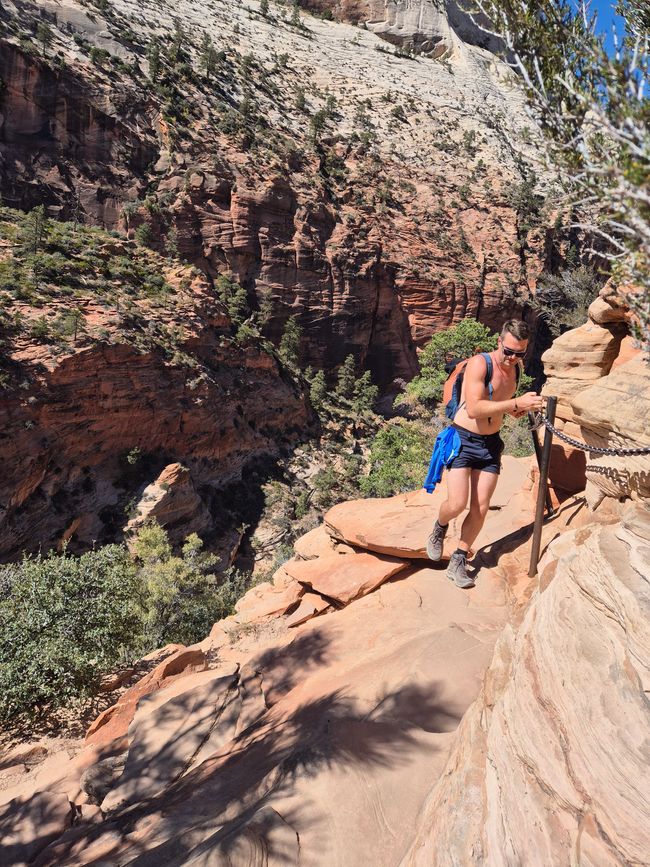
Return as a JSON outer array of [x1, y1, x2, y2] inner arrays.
[[283, 551, 410, 604], [126, 463, 211, 543], [0, 791, 73, 865]]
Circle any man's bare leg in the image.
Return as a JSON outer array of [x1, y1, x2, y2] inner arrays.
[[457, 469, 499, 553], [438, 468, 471, 526], [447, 469, 499, 588], [427, 469, 471, 562]]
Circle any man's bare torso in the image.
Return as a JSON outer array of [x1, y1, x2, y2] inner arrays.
[[452, 352, 518, 435]]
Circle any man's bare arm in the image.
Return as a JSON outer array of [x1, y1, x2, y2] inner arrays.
[[464, 356, 543, 419]]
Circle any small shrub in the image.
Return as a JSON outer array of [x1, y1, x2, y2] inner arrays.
[[361, 419, 435, 497], [0, 546, 141, 723], [407, 319, 497, 408]]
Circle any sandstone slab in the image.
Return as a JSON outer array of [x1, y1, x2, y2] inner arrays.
[[324, 457, 530, 560], [293, 523, 356, 559], [234, 576, 304, 623], [85, 647, 208, 747], [286, 592, 331, 627], [101, 667, 239, 813], [0, 791, 73, 865], [283, 551, 409, 603]]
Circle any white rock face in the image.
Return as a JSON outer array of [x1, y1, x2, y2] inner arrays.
[[402, 505, 650, 867], [360, 0, 504, 57], [365, 0, 457, 56]]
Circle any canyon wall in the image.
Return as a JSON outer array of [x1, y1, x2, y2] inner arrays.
[[0, 258, 312, 560], [1, 0, 550, 384]]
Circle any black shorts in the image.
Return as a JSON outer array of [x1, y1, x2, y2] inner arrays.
[[447, 423, 504, 475]]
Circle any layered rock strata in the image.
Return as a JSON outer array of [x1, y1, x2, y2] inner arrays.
[[402, 505, 650, 867], [1, 0, 548, 383], [0, 267, 311, 559], [541, 281, 647, 497]]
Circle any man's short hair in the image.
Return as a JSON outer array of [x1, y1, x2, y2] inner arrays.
[[501, 319, 529, 341]]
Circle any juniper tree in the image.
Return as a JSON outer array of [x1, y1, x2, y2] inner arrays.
[[278, 315, 302, 367], [460, 0, 650, 351], [336, 354, 357, 400]]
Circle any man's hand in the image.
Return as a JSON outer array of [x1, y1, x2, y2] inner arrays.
[[516, 391, 545, 412]]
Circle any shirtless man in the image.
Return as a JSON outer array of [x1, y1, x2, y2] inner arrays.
[[426, 319, 544, 589]]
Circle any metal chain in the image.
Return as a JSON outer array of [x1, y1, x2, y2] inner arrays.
[[532, 414, 650, 457]]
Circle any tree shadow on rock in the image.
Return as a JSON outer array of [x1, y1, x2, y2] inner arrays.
[[35, 669, 459, 866]]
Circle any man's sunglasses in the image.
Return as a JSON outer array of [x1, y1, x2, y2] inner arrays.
[[502, 346, 526, 358]]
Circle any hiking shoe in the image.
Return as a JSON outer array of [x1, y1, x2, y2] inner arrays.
[[447, 552, 475, 589], [426, 520, 448, 562]]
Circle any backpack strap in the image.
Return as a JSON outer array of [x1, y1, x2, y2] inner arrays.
[[480, 353, 494, 400], [455, 352, 493, 416]]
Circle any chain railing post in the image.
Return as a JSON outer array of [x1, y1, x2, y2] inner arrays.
[[528, 412, 555, 518], [528, 396, 557, 578]]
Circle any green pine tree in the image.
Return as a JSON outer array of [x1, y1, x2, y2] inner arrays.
[[278, 315, 302, 366], [352, 370, 378, 413], [36, 22, 53, 55], [147, 39, 160, 80], [310, 370, 327, 411], [336, 354, 357, 400], [24, 205, 48, 254]]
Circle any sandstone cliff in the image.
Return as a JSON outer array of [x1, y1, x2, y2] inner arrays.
[[541, 281, 649, 500], [3, 310, 648, 865], [1, 0, 549, 383], [0, 210, 312, 559]]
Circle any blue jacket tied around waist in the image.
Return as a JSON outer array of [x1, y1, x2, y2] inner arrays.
[[423, 427, 461, 493]]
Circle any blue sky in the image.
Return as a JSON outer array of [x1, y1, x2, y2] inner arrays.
[[584, 0, 627, 51]]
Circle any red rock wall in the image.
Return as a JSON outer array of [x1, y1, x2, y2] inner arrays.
[[0, 319, 312, 559], [0, 42, 157, 224], [0, 36, 546, 386]]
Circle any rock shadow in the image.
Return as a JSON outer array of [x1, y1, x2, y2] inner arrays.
[[34, 628, 459, 867]]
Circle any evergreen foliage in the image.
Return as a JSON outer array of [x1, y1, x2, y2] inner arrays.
[[0, 525, 248, 723], [215, 274, 249, 327], [361, 420, 435, 497], [461, 0, 650, 351], [335, 353, 357, 400], [278, 315, 302, 366], [147, 38, 160, 79], [22, 205, 48, 254], [352, 370, 379, 414], [0, 545, 141, 723], [531, 266, 601, 337], [407, 319, 497, 407], [309, 369, 327, 411]]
